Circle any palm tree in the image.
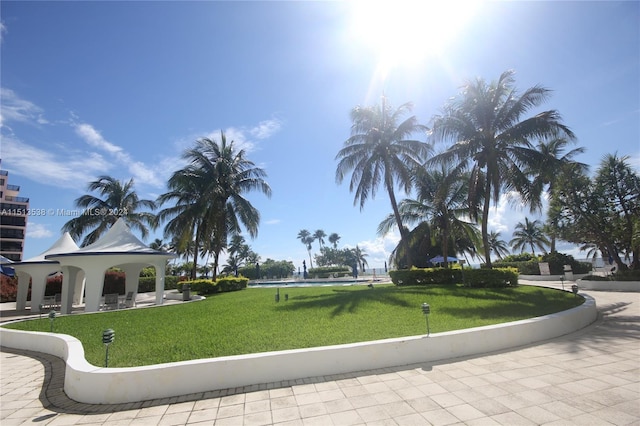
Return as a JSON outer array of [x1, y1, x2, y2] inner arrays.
[[149, 238, 167, 251], [378, 165, 477, 268], [62, 176, 157, 246], [510, 217, 550, 255], [297, 229, 315, 268], [328, 232, 341, 248], [313, 229, 327, 250], [429, 70, 575, 268], [157, 132, 271, 279], [336, 96, 431, 268], [354, 245, 369, 272], [487, 231, 510, 260]]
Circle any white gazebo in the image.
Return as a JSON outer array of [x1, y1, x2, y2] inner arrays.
[[12, 233, 81, 313], [45, 218, 176, 314]]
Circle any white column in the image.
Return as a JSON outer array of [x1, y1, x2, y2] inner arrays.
[[15, 271, 30, 311], [84, 267, 107, 313], [28, 270, 50, 314], [154, 260, 165, 306]]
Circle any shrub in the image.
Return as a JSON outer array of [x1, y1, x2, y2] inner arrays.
[[463, 268, 518, 288], [178, 279, 217, 295], [502, 253, 538, 262], [390, 268, 462, 286], [0, 274, 18, 302], [178, 276, 248, 295], [216, 276, 248, 292], [138, 275, 180, 292], [308, 266, 352, 278], [490, 261, 540, 275], [541, 251, 591, 275]]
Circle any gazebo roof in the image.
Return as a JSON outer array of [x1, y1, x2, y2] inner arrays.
[[12, 232, 79, 266], [46, 218, 174, 258]]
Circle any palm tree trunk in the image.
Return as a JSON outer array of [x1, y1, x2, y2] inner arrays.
[[482, 189, 492, 269], [387, 181, 413, 268]]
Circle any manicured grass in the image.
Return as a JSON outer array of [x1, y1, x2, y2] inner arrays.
[[3, 284, 583, 367]]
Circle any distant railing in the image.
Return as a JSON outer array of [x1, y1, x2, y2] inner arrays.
[[6, 184, 21, 191], [0, 170, 8, 176], [3, 195, 29, 203]]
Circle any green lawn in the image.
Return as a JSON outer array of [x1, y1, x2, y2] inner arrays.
[[3, 284, 584, 367]]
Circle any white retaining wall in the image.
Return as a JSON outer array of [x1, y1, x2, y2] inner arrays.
[[576, 279, 640, 292], [0, 294, 597, 405]]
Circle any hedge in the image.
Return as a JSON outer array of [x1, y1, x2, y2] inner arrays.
[[491, 252, 591, 275], [307, 266, 352, 278], [462, 268, 519, 288], [177, 276, 248, 295], [390, 267, 518, 288], [390, 268, 463, 286]]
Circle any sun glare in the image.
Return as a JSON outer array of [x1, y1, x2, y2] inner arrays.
[[350, 0, 480, 76]]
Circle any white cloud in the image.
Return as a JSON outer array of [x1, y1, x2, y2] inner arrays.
[[264, 219, 282, 225], [1, 135, 109, 189], [74, 123, 123, 155], [351, 230, 400, 269], [26, 223, 54, 239], [250, 118, 282, 139], [0, 88, 48, 128], [0, 22, 6, 43], [73, 122, 163, 188]]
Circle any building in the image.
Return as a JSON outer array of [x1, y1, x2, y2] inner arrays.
[[0, 160, 29, 261]]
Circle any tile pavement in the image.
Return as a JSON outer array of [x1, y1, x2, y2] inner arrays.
[[1, 283, 638, 425]]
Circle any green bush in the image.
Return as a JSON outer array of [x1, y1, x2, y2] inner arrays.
[[541, 251, 591, 275], [216, 276, 248, 292], [308, 266, 352, 278], [138, 275, 179, 292], [463, 268, 518, 288], [177, 279, 217, 295], [390, 268, 462, 286], [490, 261, 540, 275], [178, 276, 248, 295], [502, 253, 538, 262]]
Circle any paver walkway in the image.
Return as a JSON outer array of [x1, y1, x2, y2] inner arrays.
[[1, 283, 639, 425]]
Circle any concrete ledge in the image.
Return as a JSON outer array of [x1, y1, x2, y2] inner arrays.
[[0, 294, 597, 405], [577, 279, 640, 292], [520, 274, 589, 281]]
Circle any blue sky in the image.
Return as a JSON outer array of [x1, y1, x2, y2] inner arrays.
[[1, 1, 638, 270]]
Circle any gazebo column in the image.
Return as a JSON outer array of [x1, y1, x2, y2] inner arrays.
[[154, 260, 166, 306], [121, 264, 143, 299], [61, 266, 82, 315], [28, 270, 52, 314], [15, 271, 31, 311], [72, 270, 85, 306], [84, 267, 107, 313]]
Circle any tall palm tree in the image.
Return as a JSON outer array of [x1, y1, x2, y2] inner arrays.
[[328, 232, 341, 249], [297, 229, 315, 268], [429, 70, 575, 268], [510, 217, 550, 255], [487, 230, 510, 260], [336, 96, 431, 269], [313, 229, 327, 250], [62, 176, 157, 246], [157, 132, 271, 279]]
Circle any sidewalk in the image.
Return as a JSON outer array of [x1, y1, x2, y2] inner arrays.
[[1, 283, 639, 425]]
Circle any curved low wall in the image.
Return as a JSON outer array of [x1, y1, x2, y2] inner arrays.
[[576, 279, 640, 292], [0, 294, 597, 405], [520, 274, 588, 281]]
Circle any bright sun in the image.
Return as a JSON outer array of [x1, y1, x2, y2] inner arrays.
[[350, 0, 480, 75]]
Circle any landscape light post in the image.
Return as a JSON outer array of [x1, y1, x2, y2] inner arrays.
[[421, 303, 431, 336], [48, 310, 56, 332], [102, 329, 115, 367]]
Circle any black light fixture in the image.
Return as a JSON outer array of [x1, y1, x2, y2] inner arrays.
[[421, 303, 431, 336], [102, 329, 115, 367], [571, 284, 579, 297], [48, 310, 56, 332]]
